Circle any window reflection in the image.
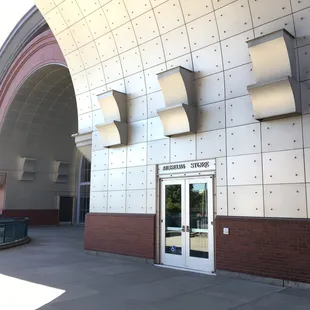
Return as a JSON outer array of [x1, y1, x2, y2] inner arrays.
[[189, 183, 209, 259], [165, 184, 182, 255]]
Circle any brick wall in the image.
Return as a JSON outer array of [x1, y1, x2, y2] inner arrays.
[[2, 209, 59, 226], [216, 216, 310, 283], [84, 213, 156, 259]]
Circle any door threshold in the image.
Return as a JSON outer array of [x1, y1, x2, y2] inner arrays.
[[154, 264, 216, 276]]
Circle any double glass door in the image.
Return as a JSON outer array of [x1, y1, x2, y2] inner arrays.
[[161, 177, 214, 273]]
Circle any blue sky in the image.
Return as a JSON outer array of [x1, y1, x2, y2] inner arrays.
[[0, 0, 35, 49]]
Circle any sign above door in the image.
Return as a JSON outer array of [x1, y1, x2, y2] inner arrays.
[[158, 159, 216, 176]]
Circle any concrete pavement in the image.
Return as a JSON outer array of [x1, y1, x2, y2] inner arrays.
[[0, 226, 309, 310]]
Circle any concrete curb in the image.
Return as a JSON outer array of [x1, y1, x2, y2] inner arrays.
[[0, 236, 31, 250]]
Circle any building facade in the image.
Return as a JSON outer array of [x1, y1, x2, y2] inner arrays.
[[1, 0, 310, 285]]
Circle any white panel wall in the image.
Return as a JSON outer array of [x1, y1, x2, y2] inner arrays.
[[36, 0, 310, 219], [216, 187, 228, 216], [264, 184, 307, 218], [227, 123, 261, 156], [228, 185, 264, 217]]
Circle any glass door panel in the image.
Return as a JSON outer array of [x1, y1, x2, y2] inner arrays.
[[185, 178, 214, 273], [165, 184, 182, 255], [161, 180, 186, 268], [189, 183, 208, 259]]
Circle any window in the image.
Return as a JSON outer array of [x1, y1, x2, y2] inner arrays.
[[77, 157, 91, 223]]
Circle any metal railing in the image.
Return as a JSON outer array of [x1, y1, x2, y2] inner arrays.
[[0, 216, 29, 245]]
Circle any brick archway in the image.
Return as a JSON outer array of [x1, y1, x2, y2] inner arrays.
[[0, 30, 66, 128]]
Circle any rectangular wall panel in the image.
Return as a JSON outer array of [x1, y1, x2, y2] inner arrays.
[[154, 0, 184, 34], [128, 120, 147, 145], [124, 0, 151, 19], [291, 0, 310, 12], [104, 1, 129, 30], [144, 64, 166, 94], [113, 22, 137, 53], [95, 33, 118, 62], [197, 129, 226, 159], [196, 72, 225, 106], [92, 149, 109, 171], [166, 54, 193, 71], [147, 165, 157, 189], [128, 96, 147, 122], [227, 154, 262, 185], [305, 148, 310, 182], [92, 131, 104, 151], [187, 13, 219, 51], [261, 116, 303, 152], [90, 191, 108, 213], [69, 20, 93, 48], [109, 146, 127, 169], [86, 8, 110, 40], [147, 91, 165, 118], [254, 15, 295, 38], [65, 50, 84, 74], [216, 186, 228, 216], [73, 71, 89, 95], [216, 157, 227, 186], [92, 109, 104, 130], [108, 168, 126, 191], [294, 7, 310, 47], [180, 0, 213, 23], [79, 42, 101, 69], [77, 92, 92, 115], [125, 72, 146, 99], [127, 166, 147, 190], [226, 95, 257, 127], [107, 191, 126, 213], [249, 0, 291, 27], [303, 114, 310, 147], [301, 80, 310, 114], [127, 190, 147, 214], [170, 134, 196, 162], [91, 170, 108, 192], [225, 63, 254, 99], [147, 189, 156, 214], [127, 143, 147, 167], [120, 47, 143, 77], [86, 64, 106, 90], [192, 43, 223, 79], [263, 150, 305, 184], [197, 101, 225, 132], [103, 56, 123, 83], [221, 30, 254, 70], [215, 0, 252, 40], [227, 123, 261, 156], [147, 139, 170, 164], [162, 26, 190, 61], [148, 117, 166, 141], [133, 11, 159, 45], [140, 37, 165, 69], [228, 185, 264, 217], [264, 184, 307, 218], [299, 44, 310, 81]]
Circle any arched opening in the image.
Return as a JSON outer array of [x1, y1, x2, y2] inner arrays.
[[0, 64, 80, 225]]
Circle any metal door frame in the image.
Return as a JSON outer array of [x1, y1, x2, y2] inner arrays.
[[159, 174, 215, 273]]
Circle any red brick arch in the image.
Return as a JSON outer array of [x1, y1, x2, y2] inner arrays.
[[0, 30, 66, 126]]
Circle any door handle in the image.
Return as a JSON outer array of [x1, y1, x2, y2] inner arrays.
[[181, 225, 185, 232], [186, 226, 190, 232]]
